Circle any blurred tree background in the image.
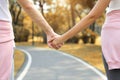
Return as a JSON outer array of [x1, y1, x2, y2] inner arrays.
[[9, 0, 105, 44]]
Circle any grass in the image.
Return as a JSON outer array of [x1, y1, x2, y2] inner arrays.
[[14, 50, 25, 76], [59, 43, 105, 74]]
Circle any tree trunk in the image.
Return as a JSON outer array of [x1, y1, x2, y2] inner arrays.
[[70, 3, 75, 26], [39, 0, 47, 43]]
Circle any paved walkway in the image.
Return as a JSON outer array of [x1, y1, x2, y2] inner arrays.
[[16, 46, 106, 80]]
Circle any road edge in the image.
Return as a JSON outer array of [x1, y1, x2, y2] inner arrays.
[[54, 50, 107, 80], [15, 48, 32, 80]]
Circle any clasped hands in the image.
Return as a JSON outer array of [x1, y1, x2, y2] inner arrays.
[[47, 33, 64, 49]]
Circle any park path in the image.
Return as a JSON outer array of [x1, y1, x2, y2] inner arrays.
[[16, 46, 106, 80]]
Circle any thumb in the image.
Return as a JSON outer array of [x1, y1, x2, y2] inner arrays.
[[48, 37, 55, 43]]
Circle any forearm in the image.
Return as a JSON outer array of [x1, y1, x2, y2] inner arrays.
[[61, 15, 96, 42], [17, 0, 54, 35], [60, 0, 110, 42]]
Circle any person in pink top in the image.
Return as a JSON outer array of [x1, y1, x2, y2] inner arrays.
[[50, 0, 120, 80], [0, 0, 62, 80]]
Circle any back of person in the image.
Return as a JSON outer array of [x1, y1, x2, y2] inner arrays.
[[101, 0, 120, 80], [0, 0, 14, 43], [107, 0, 120, 13], [0, 0, 12, 22], [0, 0, 15, 79]]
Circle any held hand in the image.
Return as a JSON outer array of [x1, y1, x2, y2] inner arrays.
[[47, 33, 63, 49], [51, 35, 64, 49]]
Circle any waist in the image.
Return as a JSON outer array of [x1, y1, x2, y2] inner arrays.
[[106, 9, 120, 16], [0, 20, 14, 43], [0, 20, 13, 36], [0, 20, 12, 30], [105, 10, 120, 24], [0, 20, 11, 24], [103, 10, 120, 29]]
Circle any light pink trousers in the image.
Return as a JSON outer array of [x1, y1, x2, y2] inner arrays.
[[0, 21, 14, 80], [0, 41, 14, 80], [101, 10, 120, 70]]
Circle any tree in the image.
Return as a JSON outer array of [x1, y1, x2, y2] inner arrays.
[[9, 0, 30, 42], [64, 0, 97, 43], [66, 0, 95, 26], [45, 6, 69, 34], [9, 0, 22, 25]]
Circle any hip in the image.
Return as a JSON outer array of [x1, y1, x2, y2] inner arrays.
[[0, 40, 15, 48]]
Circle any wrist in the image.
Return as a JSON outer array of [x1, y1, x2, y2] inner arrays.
[[60, 35, 66, 42], [46, 29, 55, 37], [61, 33, 70, 42]]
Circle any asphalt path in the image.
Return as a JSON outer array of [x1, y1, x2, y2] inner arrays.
[[16, 46, 106, 80]]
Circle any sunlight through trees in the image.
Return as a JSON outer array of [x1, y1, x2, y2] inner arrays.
[[9, 0, 104, 44]]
